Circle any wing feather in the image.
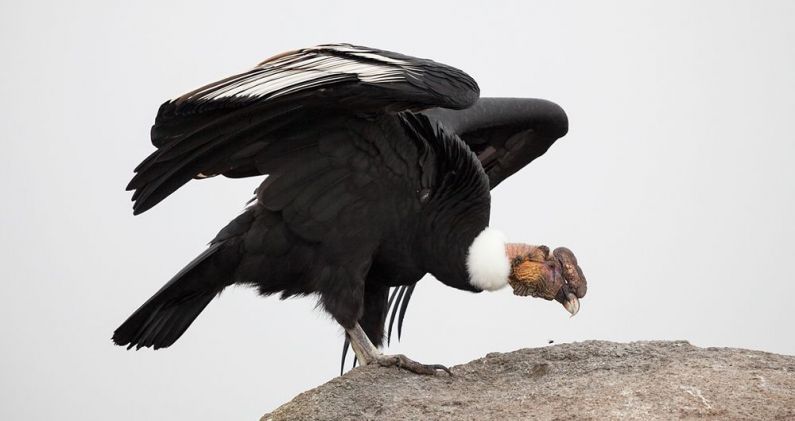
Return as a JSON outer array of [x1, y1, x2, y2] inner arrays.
[[129, 43, 479, 214], [423, 97, 569, 188]]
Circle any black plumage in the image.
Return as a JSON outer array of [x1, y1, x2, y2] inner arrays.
[[113, 44, 574, 372]]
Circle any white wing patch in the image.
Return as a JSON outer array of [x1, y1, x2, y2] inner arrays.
[[180, 44, 418, 103]]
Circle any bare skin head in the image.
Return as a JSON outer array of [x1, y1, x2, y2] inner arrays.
[[505, 244, 587, 315]]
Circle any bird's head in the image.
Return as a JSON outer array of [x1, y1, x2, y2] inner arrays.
[[466, 229, 587, 315], [506, 244, 587, 316]]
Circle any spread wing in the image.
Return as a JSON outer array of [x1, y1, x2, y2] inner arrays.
[[379, 98, 570, 349], [127, 43, 479, 214], [424, 97, 569, 188]]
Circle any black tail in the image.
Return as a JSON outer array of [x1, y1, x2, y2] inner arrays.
[[112, 242, 231, 350]]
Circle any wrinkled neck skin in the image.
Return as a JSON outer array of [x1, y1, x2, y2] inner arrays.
[[505, 243, 540, 261]]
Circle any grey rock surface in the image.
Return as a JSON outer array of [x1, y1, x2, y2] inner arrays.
[[262, 341, 794, 420]]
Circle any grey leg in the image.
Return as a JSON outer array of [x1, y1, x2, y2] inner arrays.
[[344, 323, 452, 376]]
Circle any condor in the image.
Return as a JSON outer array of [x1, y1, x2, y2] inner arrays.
[[113, 44, 587, 375]]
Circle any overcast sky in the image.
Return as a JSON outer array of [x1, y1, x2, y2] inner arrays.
[[1, 1, 793, 420]]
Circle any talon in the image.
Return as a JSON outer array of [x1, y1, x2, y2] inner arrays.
[[376, 354, 452, 375], [345, 323, 451, 376], [428, 363, 454, 375]]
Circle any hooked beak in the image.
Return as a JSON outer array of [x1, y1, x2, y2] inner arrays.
[[555, 286, 580, 317], [563, 293, 580, 316]]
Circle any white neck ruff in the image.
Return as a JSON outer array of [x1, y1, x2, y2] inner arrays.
[[466, 227, 510, 291]]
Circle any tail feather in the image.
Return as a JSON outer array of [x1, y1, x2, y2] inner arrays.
[[113, 243, 229, 350]]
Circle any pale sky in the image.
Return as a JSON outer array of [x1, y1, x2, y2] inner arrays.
[[1, 1, 793, 420]]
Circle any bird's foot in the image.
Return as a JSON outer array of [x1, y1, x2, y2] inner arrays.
[[373, 353, 452, 376], [344, 323, 452, 376]]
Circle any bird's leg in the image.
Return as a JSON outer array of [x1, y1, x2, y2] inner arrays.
[[345, 323, 380, 364], [345, 323, 452, 375]]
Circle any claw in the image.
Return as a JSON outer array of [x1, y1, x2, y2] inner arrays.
[[346, 323, 450, 377], [427, 363, 453, 376], [377, 354, 453, 376]]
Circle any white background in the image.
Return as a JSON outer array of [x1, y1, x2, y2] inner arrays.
[[1, 1, 793, 419]]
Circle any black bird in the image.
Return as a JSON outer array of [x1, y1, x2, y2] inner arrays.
[[113, 44, 587, 374]]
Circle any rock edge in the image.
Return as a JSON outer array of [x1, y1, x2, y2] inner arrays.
[[262, 340, 794, 420]]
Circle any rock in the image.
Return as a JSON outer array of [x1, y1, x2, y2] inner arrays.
[[262, 341, 794, 420]]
